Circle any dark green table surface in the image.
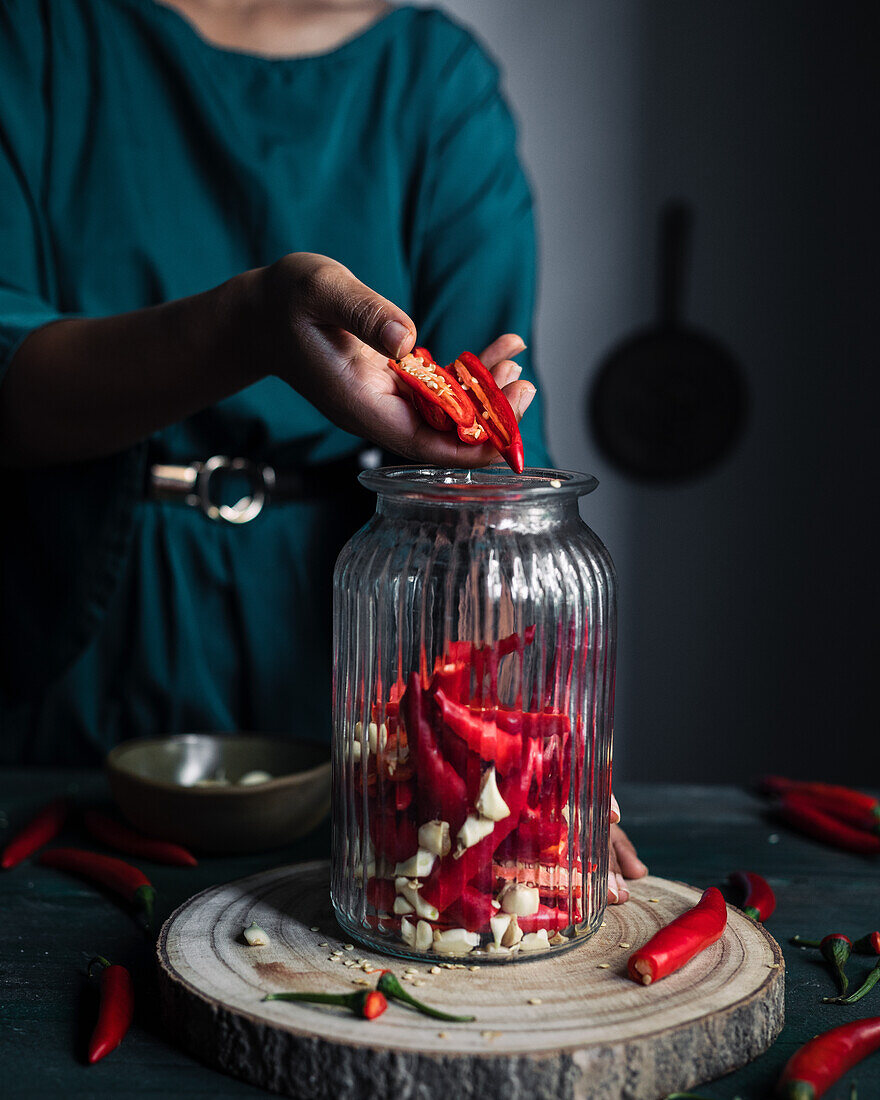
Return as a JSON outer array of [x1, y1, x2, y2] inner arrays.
[[1, 772, 877, 1098]]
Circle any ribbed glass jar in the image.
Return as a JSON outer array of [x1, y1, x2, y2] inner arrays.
[[331, 467, 616, 962]]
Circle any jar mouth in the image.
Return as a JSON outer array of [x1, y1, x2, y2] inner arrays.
[[359, 465, 598, 502]]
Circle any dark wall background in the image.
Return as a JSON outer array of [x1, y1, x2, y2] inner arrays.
[[415, 1, 879, 782]]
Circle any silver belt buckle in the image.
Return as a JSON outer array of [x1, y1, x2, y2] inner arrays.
[[151, 456, 276, 524]]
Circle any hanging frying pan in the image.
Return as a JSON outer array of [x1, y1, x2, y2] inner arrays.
[[589, 201, 747, 482]]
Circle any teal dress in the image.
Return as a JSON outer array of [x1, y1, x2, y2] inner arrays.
[[0, 0, 550, 764]]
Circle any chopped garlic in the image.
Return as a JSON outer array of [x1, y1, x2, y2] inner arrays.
[[520, 929, 551, 951], [432, 928, 481, 955], [393, 895, 414, 915], [401, 917, 416, 947], [415, 920, 434, 952], [475, 769, 510, 821], [418, 820, 451, 857], [455, 815, 495, 854], [486, 944, 510, 956], [238, 770, 273, 786], [243, 921, 269, 946], [500, 883, 540, 917], [352, 739, 362, 763], [501, 916, 523, 948], [367, 722, 388, 754], [394, 849, 437, 878], [395, 878, 440, 921], [489, 912, 513, 949]]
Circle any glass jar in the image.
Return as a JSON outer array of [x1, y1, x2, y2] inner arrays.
[[331, 466, 616, 962]]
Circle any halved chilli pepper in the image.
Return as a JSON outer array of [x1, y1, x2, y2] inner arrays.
[[40, 848, 156, 928], [433, 689, 523, 775], [409, 348, 455, 430], [87, 956, 134, 1064], [451, 352, 524, 473], [419, 740, 540, 913], [854, 932, 880, 956], [82, 810, 197, 867], [1, 798, 68, 869], [728, 870, 776, 922], [824, 958, 880, 1005], [377, 970, 475, 1022], [264, 989, 387, 1019], [627, 887, 727, 985], [775, 1016, 880, 1098], [402, 673, 468, 832], [517, 904, 571, 935], [388, 350, 477, 434], [777, 791, 880, 854], [760, 776, 880, 833]]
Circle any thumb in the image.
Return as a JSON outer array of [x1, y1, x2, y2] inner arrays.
[[304, 259, 416, 358]]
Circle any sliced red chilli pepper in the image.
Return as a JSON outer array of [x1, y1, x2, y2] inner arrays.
[[517, 904, 571, 934], [853, 932, 880, 956], [264, 989, 387, 1019], [441, 886, 495, 932], [410, 348, 455, 430], [402, 673, 468, 832], [1, 798, 68, 869], [777, 791, 880, 853], [627, 887, 727, 985], [420, 740, 540, 913], [366, 877, 397, 913], [377, 971, 475, 1022], [433, 689, 523, 775], [389, 350, 477, 433], [492, 707, 570, 738], [87, 956, 134, 1064], [451, 352, 524, 473], [823, 957, 880, 1005], [368, 810, 418, 865], [776, 1016, 880, 1098], [82, 810, 197, 867], [40, 848, 156, 928], [728, 870, 775, 922]]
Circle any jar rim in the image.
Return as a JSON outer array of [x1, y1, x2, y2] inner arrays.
[[358, 465, 599, 502]]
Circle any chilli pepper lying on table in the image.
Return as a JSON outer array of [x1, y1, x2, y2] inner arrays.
[[353, 626, 589, 955], [87, 956, 134, 1064], [728, 870, 775, 922], [759, 776, 880, 834], [627, 887, 728, 985], [1, 798, 69, 869], [775, 1016, 880, 1098], [389, 347, 525, 473], [775, 791, 880, 854], [377, 971, 475, 1022], [82, 810, 197, 867], [39, 848, 156, 928]]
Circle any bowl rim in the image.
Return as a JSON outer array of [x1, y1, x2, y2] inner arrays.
[[105, 733, 331, 794]]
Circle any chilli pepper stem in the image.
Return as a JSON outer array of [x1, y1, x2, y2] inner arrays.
[[263, 989, 387, 1019], [823, 959, 880, 1005], [377, 971, 475, 1022]]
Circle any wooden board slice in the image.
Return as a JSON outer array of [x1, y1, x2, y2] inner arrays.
[[157, 861, 783, 1100]]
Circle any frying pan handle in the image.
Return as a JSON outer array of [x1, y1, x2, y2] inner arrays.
[[659, 201, 691, 328]]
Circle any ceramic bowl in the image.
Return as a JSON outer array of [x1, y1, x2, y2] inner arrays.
[[105, 733, 331, 854]]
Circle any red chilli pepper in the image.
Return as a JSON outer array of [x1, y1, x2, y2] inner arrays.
[[433, 689, 523, 775], [402, 673, 468, 833], [87, 956, 134, 1064], [853, 931, 880, 956], [264, 989, 387, 1019], [776, 1016, 880, 1098], [389, 350, 477, 434], [451, 352, 525, 473], [409, 348, 455, 430], [1, 798, 68, 869], [627, 887, 728, 986], [82, 810, 197, 867], [40, 848, 156, 928], [761, 776, 880, 834], [777, 791, 880, 854], [728, 870, 776, 922]]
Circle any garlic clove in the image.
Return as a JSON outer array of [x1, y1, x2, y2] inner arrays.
[[401, 916, 416, 947], [455, 815, 495, 854], [499, 882, 540, 917], [415, 920, 434, 952], [501, 915, 524, 947], [394, 849, 437, 878], [243, 921, 269, 946], [238, 770, 273, 786], [486, 944, 511, 955], [432, 928, 481, 955], [367, 722, 388, 754], [393, 895, 414, 915], [520, 930, 551, 951], [396, 878, 440, 921], [475, 768, 511, 821], [489, 912, 513, 949], [418, 819, 451, 857]]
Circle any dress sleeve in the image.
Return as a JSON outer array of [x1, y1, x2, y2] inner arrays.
[[408, 29, 552, 468], [0, 3, 146, 708]]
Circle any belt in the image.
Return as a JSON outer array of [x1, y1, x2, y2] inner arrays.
[[147, 448, 382, 524]]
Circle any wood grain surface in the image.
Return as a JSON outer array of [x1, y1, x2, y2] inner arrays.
[[157, 861, 784, 1100]]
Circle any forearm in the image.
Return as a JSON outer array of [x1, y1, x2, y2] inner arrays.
[[0, 269, 263, 467]]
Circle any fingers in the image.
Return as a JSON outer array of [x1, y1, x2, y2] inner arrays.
[[300, 256, 415, 358], [490, 358, 522, 389], [613, 824, 649, 880], [480, 333, 526, 368], [501, 379, 537, 421], [610, 792, 621, 825]]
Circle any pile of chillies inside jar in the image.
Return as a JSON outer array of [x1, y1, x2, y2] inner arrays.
[[330, 466, 617, 962]]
